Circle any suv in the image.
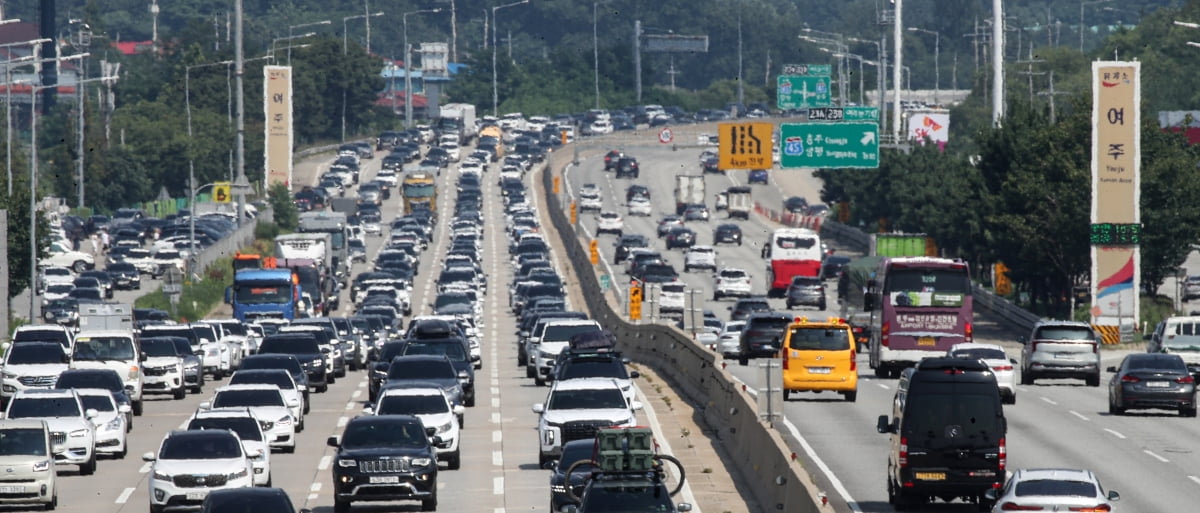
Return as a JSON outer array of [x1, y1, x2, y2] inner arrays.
[[532, 378, 642, 467], [0, 342, 69, 408], [780, 317, 858, 401], [1019, 321, 1102, 386], [70, 330, 144, 415], [614, 157, 640, 178], [877, 357, 1006, 510], [595, 211, 624, 236], [683, 246, 717, 272], [729, 297, 771, 321], [143, 430, 256, 513], [138, 337, 188, 400], [603, 150, 624, 170], [785, 276, 827, 310], [0, 420, 58, 509], [737, 312, 793, 365], [366, 385, 465, 468], [713, 268, 753, 300], [327, 415, 440, 512], [4, 389, 98, 475], [712, 223, 743, 246], [579, 190, 604, 212]]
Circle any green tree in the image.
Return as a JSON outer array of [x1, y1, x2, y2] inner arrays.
[[267, 182, 298, 231]]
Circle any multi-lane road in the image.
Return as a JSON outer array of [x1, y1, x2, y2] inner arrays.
[[566, 142, 1199, 512]]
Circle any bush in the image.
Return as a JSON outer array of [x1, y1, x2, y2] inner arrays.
[[136, 254, 236, 322], [254, 221, 280, 242], [268, 183, 298, 231]]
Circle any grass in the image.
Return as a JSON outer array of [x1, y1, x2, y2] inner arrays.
[[134, 232, 277, 322]]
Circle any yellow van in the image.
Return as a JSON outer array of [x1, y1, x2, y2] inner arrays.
[[780, 317, 859, 402]]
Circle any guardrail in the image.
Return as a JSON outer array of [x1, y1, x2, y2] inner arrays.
[[188, 207, 273, 280]]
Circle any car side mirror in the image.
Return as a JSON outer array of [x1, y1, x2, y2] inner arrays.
[[532, 403, 545, 414], [326, 436, 340, 447], [1107, 490, 1120, 501], [630, 371, 640, 379], [321, 347, 331, 353], [1106, 366, 1118, 373], [630, 400, 644, 411], [876, 415, 893, 434], [224, 287, 232, 304], [1018, 335, 1028, 344], [1009, 358, 1018, 365], [542, 459, 558, 470], [564, 506, 578, 513], [85, 408, 99, 420], [198, 402, 212, 411], [142, 452, 157, 462], [118, 404, 132, 414], [424, 426, 437, 437], [249, 448, 264, 459], [457, 370, 470, 379], [287, 399, 300, 408], [429, 435, 443, 446], [140, 352, 148, 362], [677, 504, 693, 512]]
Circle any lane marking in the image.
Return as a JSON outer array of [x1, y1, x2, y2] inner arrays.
[[493, 450, 503, 466], [1144, 450, 1169, 463], [310, 482, 322, 492], [493, 476, 504, 495], [115, 487, 135, 504], [318, 455, 332, 470], [491, 412, 501, 424], [345, 401, 355, 410], [1068, 410, 1089, 421], [492, 430, 502, 443], [307, 493, 318, 501], [782, 417, 863, 512], [337, 416, 349, 428], [358, 380, 367, 388], [351, 389, 362, 398], [139, 462, 151, 473], [634, 382, 701, 513], [491, 397, 501, 408], [1041, 397, 1058, 406], [876, 383, 890, 389], [1189, 475, 1200, 486], [1104, 428, 1126, 439]]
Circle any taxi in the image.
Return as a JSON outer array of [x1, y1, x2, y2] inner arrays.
[[780, 317, 858, 402]]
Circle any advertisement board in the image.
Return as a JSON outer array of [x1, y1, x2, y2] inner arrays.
[[264, 65, 293, 189]]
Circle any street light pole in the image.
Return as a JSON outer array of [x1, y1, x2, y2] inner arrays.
[[343, 12, 385, 142], [592, 1, 603, 110], [404, 8, 444, 129], [235, 0, 246, 226], [491, 0, 530, 117], [286, 20, 330, 66], [1080, 0, 1111, 52], [908, 27, 940, 106]]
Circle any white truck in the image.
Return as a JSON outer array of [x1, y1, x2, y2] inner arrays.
[[674, 175, 706, 215], [439, 103, 478, 145], [725, 186, 753, 220], [78, 303, 134, 331]]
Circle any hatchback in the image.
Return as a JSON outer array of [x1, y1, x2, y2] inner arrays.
[[1107, 353, 1197, 416]]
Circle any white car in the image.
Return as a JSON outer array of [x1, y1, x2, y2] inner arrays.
[[442, 141, 462, 162], [579, 191, 604, 212], [5, 389, 98, 474], [367, 386, 466, 469], [713, 267, 753, 300], [203, 384, 300, 453], [123, 248, 161, 275], [460, 160, 485, 175], [595, 211, 624, 235], [137, 337, 188, 400], [0, 342, 70, 406], [186, 408, 273, 486], [37, 266, 75, 292], [42, 283, 75, 303], [587, 119, 614, 135], [656, 282, 686, 314], [143, 429, 256, 511], [76, 388, 129, 459], [627, 197, 653, 216], [532, 378, 642, 467], [375, 169, 399, 187], [717, 321, 746, 357], [947, 343, 1017, 404], [579, 183, 601, 196], [152, 250, 186, 274], [40, 243, 94, 273], [683, 245, 718, 272]]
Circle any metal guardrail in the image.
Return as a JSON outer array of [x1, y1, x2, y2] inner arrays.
[[188, 207, 273, 280]]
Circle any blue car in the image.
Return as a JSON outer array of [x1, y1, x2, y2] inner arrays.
[[748, 169, 769, 184]]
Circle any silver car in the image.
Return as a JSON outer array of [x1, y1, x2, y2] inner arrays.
[[1019, 321, 1101, 387], [986, 469, 1119, 513]]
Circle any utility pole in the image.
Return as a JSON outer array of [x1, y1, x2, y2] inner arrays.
[[1037, 70, 1071, 124], [234, 0, 246, 226], [634, 20, 642, 102], [1015, 47, 1044, 101], [992, 0, 1004, 126]]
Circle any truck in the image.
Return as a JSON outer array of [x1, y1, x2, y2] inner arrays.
[[297, 211, 350, 285], [226, 269, 302, 322], [78, 303, 133, 331], [725, 186, 752, 220], [329, 198, 359, 217], [275, 233, 339, 315], [437, 103, 478, 145], [869, 233, 935, 258], [402, 172, 438, 214], [673, 175, 706, 215]]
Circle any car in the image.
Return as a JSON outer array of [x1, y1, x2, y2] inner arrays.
[[683, 245, 717, 272], [625, 185, 650, 203], [627, 196, 652, 216], [784, 276, 826, 310], [0, 419, 58, 509], [595, 211, 623, 236], [985, 469, 1120, 513], [579, 183, 601, 196], [783, 196, 808, 214], [106, 262, 142, 290], [76, 388, 130, 458], [0, 341, 69, 408], [200, 487, 301, 513], [712, 223, 743, 246], [632, 263, 679, 284], [186, 408, 273, 486], [663, 226, 696, 249], [682, 204, 710, 222], [713, 268, 753, 300], [729, 297, 770, 321], [1147, 315, 1200, 376], [1107, 352, 1197, 416], [527, 320, 604, 386], [737, 312, 793, 365], [238, 355, 311, 411], [613, 234, 650, 263], [138, 337, 189, 400], [602, 150, 624, 170], [947, 343, 1018, 404], [821, 255, 851, 280], [202, 384, 300, 452], [1185, 275, 1200, 301], [380, 355, 467, 408], [4, 389, 97, 474], [656, 215, 683, 238], [779, 317, 858, 401], [748, 168, 769, 184], [1019, 321, 1101, 386], [256, 333, 329, 394], [327, 415, 440, 512], [366, 385, 465, 468], [614, 157, 640, 179], [39, 245, 95, 273], [578, 191, 604, 212], [532, 378, 641, 467], [37, 266, 76, 293], [143, 429, 256, 513], [716, 320, 746, 357]]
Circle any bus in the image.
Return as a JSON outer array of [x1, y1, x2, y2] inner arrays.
[[761, 228, 823, 297], [865, 257, 974, 378], [402, 172, 437, 214]]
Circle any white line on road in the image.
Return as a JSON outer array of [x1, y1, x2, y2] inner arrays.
[[491, 397, 500, 408], [1104, 428, 1126, 439], [491, 412, 501, 424], [1144, 450, 1170, 463], [493, 430, 502, 443], [345, 401, 355, 410], [139, 462, 151, 473], [876, 383, 890, 389], [351, 389, 362, 398], [115, 487, 135, 504], [783, 417, 864, 513], [495, 508, 506, 513], [1069, 411, 1089, 421], [310, 482, 322, 492], [337, 416, 349, 428], [493, 477, 504, 495], [634, 382, 701, 513], [493, 450, 503, 466], [1189, 475, 1200, 486], [307, 494, 318, 501], [358, 380, 367, 388], [318, 455, 332, 470], [1041, 397, 1058, 406]]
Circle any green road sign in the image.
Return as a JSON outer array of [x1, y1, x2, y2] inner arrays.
[[599, 274, 611, 290], [781, 64, 832, 76], [780, 122, 879, 169], [777, 75, 831, 110], [807, 106, 879, 122]]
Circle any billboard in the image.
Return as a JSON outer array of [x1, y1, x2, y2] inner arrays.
[[1090, 61, 1140, 327], [906, 111, 950, 144], [643, 35, 709, 53], [264, 65, 293, 189]]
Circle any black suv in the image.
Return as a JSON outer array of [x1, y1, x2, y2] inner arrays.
[[615, 157, 640, 179], [877, 357, 1006, 510], [737, 312, 792, 365], [729, 297, 771, 321], [712, 223, 742, 246], [328, 415, 439, 512], [614, 234, 650, 263]]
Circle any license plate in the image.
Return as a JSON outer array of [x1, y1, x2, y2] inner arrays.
[[1054, 353, 1077, 359], [914, 472, 946, 481], [807, 367, 832, 374], [369, 476, 400, 484], [0, 486, 24, 494], [917, 337, 936, 347], [186, 492, 208, 501], [1146, 381, 1171, 388]]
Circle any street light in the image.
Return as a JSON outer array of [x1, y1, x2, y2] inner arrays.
[[270, 32, 316, 61], [593, 1, 602, 110], [286, 20, 330, 65], [822, 49, 866, 106], [1, 37, 50, 196], [907, 27, 940, 106], [799, 31, 849, 105], [404, 8, 444, 129], [343, 11, 384, 142], [1080, 0, 1111, 52], [491, 0, 530, 117]]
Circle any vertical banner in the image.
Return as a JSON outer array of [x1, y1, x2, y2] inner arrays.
[[1090, 61, 1140, 328], [264, 65, 293, 190]]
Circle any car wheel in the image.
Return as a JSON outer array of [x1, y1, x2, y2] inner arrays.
[[843, 391, 857, 402], [781, 389, 790, 401], [1182, 406, 1197, 418], [173, 387, 186, 400], [44, 493, 56, 511], [448, 449, 462, 470], [535, 375, 546, 387], [874, 366, 888, 378], [334, 498, 351, 513], [132, 401, 143, 416], [517, 348, 527, 367], [79, 453, 97, 475], [72, 260, 87, 273], [318, 384, 329, 393], [1020, 371, 1034, 385], [738, 354, 749, 366], [819, 301, 827, 311], [1086, 374, 1100, 387], [421, 495, 438, 512], [1004, 392, 1016, 405], [526, 365, 536, 379], [283, 444, 296, 454]]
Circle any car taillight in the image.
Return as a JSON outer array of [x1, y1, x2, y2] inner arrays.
[[998, 437, 1006, 470], [1030, 341, 1039, 353], [1068, 506, 1111, 512], [849, 349, 856, 371], [1000, 503, 1044, 511], [881, 322, 890, 347], [897, 437, 907, 467], [1121, 375, 1140, 383], [965, 321, 973, 343], [1177, 375, 1195, 384], [994, 365, 1013, 371], [781, 350, 789, 370]]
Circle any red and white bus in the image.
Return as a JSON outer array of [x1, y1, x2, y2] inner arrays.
[[866, 257, 974, 378], [761, 228, 823, 297]]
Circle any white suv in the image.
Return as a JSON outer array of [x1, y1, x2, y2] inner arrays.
[[203, 384, 300, 453], [143, 429, 255, 512], [683, 245, 718, 272], [0, 342, 69, 407], [713, 267, 753, 300], [367, 386, 466, 469], [595, 211, 624, 236], [138, 337, 188, 400], [5, 389, 98, 474], [579, 191, 604, 212], [532, 378, 642, 467]]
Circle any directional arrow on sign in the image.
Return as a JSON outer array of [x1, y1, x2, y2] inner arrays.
[[860, 131, 876, 146]]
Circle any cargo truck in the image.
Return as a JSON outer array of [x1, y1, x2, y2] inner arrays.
[[725, 186, 752, 220], [402, 172, 438, 214], [438, 103, 478, 144], [673, 175, 706, 215], [297, 211, 350, 285], [78, 303, 134, 331], [226, 269, 302, 322]]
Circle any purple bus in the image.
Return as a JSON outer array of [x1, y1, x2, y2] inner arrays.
[[866, 257, 974, 378]]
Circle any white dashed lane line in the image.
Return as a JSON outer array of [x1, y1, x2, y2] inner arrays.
[[1068, 410, 1089, 421], [1040, 397, 1058, 406], [1104, 428, 1126, 439], [1144, 450, 1170, 463], [115, 487, 135, 504]]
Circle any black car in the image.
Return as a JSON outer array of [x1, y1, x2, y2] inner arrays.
[[663, 227, 696, 249], [256, 334, 329, 393], [399, 339, 476, 406], [737, 312, 793, 364], [613, 234, 650, 263], [603, 150, 624, 170], [615, 157, 640, 179], [625, 184, 650, 203], [713, 223, 743, 246], [729, 297, 771, 322], [42, 298, 79, 326], [201, 487, 301, 513], [328, 415, 439, 512], [1107, 353, 1197, 416], [381, 355, 467, 409], [785, 276, 826, 310], [783, 196, 808, 214], [633, 263, 679, 284], [106, 262, 142, 290], [821, 255, 851, 280], [78, 271, 115, 298], [549, 439, 599, 511]]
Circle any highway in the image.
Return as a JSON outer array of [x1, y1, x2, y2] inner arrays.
[[564, 141, 1198, 512]]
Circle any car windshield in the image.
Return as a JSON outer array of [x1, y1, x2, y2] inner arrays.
[[402, 342, 467, 362], [950, 348, 1008, 361], [788, 328, 851, 351], [230, 372, 293, 390], [141, 339, 180, 357], [377, 394, 449, 415], [160, 434, 243, 460], [235, 284, 292, 305], [72, 337, 136, 361], [1126, 355, 1188, 372], [213, 389, 284, 408], [1033, 327, 1094, 341], [7, 397, 82, 418], [341, 420, 428, 449], [559, 359, 629, 380], [188, 417, 263, 442], [388, 360, 455, 380], [1014, 479, 1098, 498], [0, 429, 47, 456], [79, 394, 116, 412], [7, 344, 64, 364], [548, 388, 627, 410]]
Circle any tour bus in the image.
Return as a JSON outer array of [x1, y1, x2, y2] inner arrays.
[[865, 257, 974, 378], [761, 228, 823, 297]]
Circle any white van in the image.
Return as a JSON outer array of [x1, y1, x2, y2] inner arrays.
[[69, 329, 143, 414], [1149, 316, 1200, 375]]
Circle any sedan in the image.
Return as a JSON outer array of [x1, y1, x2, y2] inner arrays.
[[1107, 353, 1197, 416], [683, 204, 710, 222], [947, 343, 1017, 404], [664, 227, 696, 249], [986, 468, 1119, 513], [713, 223, 743, 246]]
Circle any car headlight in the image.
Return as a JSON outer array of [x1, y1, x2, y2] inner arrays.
[[69, 429, 90, 438], [411, 457, 434, 467], [258, 420, 275, 432], [104, 416, 123, 431], [550, 484, 567, 493], [277, 415, 292, 426], [153, 469, 171, 481], [312, 358, 324, 366], [543, 429, 555, 445], [1, 371, 17, 380], [337, 458, 357, 468], [436, 422, 453, 434], [44, 312, 55, 319], [226, 468, 248, 480], [32, 460, 50, 472], [185, 362, 199, 371]]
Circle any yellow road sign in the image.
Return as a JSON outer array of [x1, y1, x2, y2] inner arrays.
[[629, 284, 643, 320], [589, 239, 599, 265], [718, 122, 773, 170], [213, 181, 233, 203]]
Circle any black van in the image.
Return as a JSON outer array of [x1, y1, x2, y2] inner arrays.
[[876, 357, 1006, 510]]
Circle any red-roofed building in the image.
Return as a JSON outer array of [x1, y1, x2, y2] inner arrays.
[[112, 41, 154, 55]]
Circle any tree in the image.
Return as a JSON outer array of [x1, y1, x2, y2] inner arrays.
[[267, 182, 298, 231]]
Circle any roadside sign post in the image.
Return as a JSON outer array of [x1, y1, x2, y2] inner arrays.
[[629, 281, 643, 321], [212, 182, 232, 203], [779, 122, 879, 169]]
